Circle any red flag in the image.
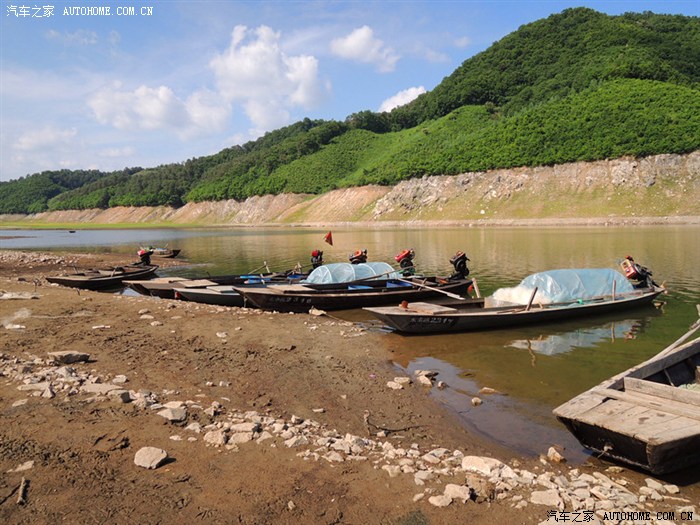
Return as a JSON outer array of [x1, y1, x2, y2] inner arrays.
[[324, 231, 333, 246]]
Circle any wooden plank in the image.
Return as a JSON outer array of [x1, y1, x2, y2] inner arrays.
[[592, 387, 700, 421], [624, 377, 700, 405], [605, 405, 668, 435], [207, 286, 239, 293], [644, 419, 700, 445], [573, 399, 649, 427], [618, 341, 700, 381], [553, 392, 606, 419], [180, 279, 217, 288]]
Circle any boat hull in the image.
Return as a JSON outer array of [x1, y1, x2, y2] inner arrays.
[[46, 265, 158, 290], [366, 288, 663, 334], [173, 286, 246, 307], [151, 249, 181, 258], [128, 272, 306, 299], [554, 335, 700, 474], [236, 279, 473, 313]]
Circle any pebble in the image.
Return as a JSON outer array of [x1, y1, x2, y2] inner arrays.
[[134, 447, 168, 469]]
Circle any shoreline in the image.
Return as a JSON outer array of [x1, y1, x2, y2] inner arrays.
[[2, 215, 699, 232]]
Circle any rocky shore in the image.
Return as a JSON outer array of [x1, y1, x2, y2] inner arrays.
[[1, 250, 698, 524]]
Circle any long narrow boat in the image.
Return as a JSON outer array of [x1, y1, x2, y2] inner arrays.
[[234, 277, 474, 313], [151, 248, 181, 258], [172, 285, 248, 307], [46, 265, 158, 290], [553, 324, 700, 475], [126, 271, 306, 299], [364, 268, 665, 334]]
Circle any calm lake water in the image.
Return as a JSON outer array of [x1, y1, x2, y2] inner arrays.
[[3, 225, 699, 462]]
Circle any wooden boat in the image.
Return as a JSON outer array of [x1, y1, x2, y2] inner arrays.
[[172, 285, 248, 307], [142, 247, 181, 258], [126, 271, 306, 299], [234, 277, 474, 313], [365, 287, 663, 334], [553, 321, 700, 475], [365, 286, 663, 334], [46, 265, 158, 290]]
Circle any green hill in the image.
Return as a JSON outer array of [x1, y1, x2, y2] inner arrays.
[[1, 7, 699, 215]]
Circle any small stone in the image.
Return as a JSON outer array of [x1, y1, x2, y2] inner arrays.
[[157, 407, 187, 422], [444, 484, 471, 504], [428, 494, 453, 507], [530, 489, 562, 507], [47, 351, 90, 364], [547, 446, 565, 463], [471, 397, 482, 406], [134, 447, 168, 469]]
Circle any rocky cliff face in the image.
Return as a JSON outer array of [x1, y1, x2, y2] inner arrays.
[[3, 152, 699, 226]]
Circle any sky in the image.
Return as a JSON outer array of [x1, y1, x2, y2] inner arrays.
[[1, 1, 698, 183]]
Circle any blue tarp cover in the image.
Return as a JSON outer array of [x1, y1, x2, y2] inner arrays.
[[303, 262, 399, 284], [492, 268, 635, 304]]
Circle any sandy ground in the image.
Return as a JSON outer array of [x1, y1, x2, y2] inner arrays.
[[1, 250, 698, 525]]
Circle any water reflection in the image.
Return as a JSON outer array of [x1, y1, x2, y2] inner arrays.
[[507, 318, 646, 356]]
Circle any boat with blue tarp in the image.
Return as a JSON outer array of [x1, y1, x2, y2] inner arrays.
[[365, 267, 665, 334]]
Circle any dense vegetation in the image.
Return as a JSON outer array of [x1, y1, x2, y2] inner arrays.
[[1, 8, 698, 214]]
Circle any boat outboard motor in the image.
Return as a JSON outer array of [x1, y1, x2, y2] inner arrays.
[[349, 249, 368, 265], [395, 249, 415, 276], [311, 249, 324, 269], [449, 251, 470, 280], [621, 255, 657, 288], [137, 249, 153, 266]]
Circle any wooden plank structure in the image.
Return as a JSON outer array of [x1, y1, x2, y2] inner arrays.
[[554, 320, 700, 474]]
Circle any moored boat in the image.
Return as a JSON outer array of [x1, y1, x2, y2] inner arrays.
[[235, 278, 474, 312], [553, 317, 700, 474], [172, 285, 247, 307], [126, 270, 306, 299], [365, 268, 665, 334], [139, 246, 181, 258], [46, 264, 159, 290], [233, 260, 475, 313]]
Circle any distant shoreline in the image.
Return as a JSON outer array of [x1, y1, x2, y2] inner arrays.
[[1, 215, 699, 232]]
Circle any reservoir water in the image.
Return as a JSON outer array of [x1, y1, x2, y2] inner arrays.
[[3, 225, 699, 462]]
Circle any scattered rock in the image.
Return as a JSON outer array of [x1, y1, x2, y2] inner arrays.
[[134, 447, 168, 469], [47, 351, 90, 364]]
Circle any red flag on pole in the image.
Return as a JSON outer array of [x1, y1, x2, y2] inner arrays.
[[324, 231, 333, 246]]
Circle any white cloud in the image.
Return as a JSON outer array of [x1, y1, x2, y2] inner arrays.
[[87, 83, 230, 139], [330, 26, 399, 73], [454, 36, 471, 48], [14, 126, 77, 151], [100, 146, 136, 158], [46, 29, 98, 45], [209, 25, 326, 134], [378, 86, 426, 112]]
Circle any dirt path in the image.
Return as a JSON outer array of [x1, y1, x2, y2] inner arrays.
[[1, 250, 697, 525]]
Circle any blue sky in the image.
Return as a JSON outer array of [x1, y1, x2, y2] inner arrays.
[[1, 1, 698, 182]]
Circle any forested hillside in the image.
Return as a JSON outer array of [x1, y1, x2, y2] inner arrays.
[[1, 8, 698, 214]]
